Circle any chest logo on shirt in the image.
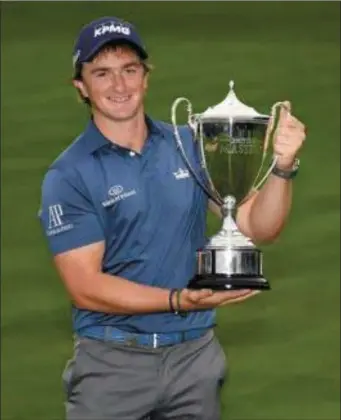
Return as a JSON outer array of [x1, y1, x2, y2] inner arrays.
[[173, 168, 190, 180], [108, 185, 124, 197], [102, 185, 137, 207]]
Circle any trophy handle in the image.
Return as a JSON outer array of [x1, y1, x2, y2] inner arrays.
[[253, 101, 290, 190], [171, 97, 221, 205], [197, 118, 223, 205]]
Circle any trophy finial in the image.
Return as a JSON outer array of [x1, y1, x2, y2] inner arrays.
[[200, 80, 269, 119]]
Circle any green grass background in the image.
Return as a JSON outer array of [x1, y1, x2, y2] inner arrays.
[[1, 2, 340, 419]]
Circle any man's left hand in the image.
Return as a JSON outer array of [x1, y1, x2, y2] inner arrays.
[[272, 101, 306, 170]]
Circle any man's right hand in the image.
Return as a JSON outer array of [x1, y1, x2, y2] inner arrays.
[[180, 288, 260, 311]]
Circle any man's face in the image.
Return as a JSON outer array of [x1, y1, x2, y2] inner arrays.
[[74, 46, 149, 122]]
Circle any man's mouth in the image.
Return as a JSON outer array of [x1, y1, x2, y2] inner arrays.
[[108, 95, 131, 104]]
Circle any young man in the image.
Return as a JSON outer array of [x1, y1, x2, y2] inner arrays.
[[39, 16, 306, 420]]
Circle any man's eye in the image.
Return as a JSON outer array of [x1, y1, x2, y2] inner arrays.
[[125, 67, 137, 74], [96, 72, 107, 78]]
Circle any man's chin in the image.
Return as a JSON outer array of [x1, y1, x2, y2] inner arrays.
[[106, 108, 140, 122]]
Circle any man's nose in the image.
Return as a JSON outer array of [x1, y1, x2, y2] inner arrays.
[[111, 72, 126, 92]]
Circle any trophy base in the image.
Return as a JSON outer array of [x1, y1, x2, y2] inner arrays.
[[193, 243, 271, 291], [188, 274, 271, 291]]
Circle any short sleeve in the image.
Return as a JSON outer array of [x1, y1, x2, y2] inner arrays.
[[38, 169, 105, 256]]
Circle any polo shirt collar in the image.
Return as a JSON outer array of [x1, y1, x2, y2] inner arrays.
[[81, 116, 165, 155]]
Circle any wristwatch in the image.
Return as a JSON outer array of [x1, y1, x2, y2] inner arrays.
[[271, 158, 300, 180]]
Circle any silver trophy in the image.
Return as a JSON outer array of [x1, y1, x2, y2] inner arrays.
[[171, 81, 286, 291]]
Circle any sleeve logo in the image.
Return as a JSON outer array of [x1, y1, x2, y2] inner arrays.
[[48, 204, 64, 229], [46, 204, 73, 236]]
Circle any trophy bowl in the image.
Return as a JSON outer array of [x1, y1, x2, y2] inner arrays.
[[171, 81, 281, 291]]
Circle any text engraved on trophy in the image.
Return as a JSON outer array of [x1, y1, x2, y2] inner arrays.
[[203, 138, 262, 155], [219, 140, 259, 155]]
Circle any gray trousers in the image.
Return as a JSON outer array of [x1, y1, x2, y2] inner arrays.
[[62, 330, 227, 420]]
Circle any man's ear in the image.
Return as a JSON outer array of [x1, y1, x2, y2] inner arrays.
[[73, 79, 89, 99], [143, 72, 149, 92]]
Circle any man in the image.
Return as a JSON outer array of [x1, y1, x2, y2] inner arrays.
[[39, 16, 305, 420]]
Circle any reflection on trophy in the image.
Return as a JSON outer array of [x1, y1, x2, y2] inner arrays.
[[171, 81, 285, 291]]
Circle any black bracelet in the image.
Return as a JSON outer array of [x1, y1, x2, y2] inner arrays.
[[175, 289, 188, 318], [271, 166, 298, 180], [271, 158, 300, 180], [169, 289, 178, 314]]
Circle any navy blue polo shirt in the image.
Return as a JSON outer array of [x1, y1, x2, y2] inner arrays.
[[39, 117, 216, 334]]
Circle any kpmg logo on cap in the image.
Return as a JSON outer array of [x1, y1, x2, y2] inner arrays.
[[94, 21, 131, 38]]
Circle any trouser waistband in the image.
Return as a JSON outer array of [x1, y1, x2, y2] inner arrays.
[[79, 325, 211, 349]]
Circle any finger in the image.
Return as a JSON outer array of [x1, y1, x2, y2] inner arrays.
[[212, 289, 253, 300], [231, 289, 260, 299], [275, 136, 294, 148], [278, 103, 291, 125], [285, 117, 305, 132], [275, 133, 306, 148], [220, 290, 261, 304], [185, 288, 213, 303], [281, 100, 292, 114], [275, 126, 306, 142], [292, 118, 305, 131]]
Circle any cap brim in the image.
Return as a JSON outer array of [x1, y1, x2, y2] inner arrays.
[[83, 36, 148, 63]]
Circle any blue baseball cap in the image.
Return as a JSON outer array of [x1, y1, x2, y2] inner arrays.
[[72, 17, 148, 73]]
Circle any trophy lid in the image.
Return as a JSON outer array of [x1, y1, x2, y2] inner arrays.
[[200, 80, 269, 120]]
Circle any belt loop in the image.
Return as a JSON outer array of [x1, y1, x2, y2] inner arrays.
[[153, 333, 158, 349], [104, 326, 112, 341]]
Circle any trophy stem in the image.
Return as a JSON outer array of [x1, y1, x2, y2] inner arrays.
[[208, 195, 254, 248], [221, 196, 238, 243]]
